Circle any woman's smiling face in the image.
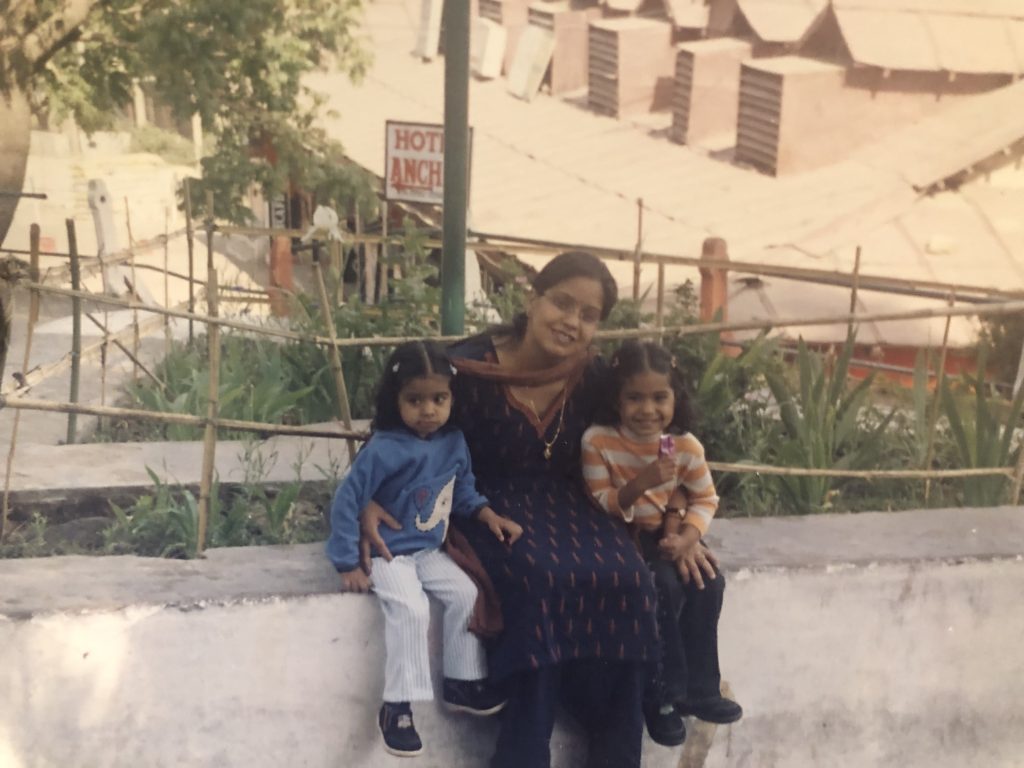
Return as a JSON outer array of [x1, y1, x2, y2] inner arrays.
[[526, 276, 605, 362]]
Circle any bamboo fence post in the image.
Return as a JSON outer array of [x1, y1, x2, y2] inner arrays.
[[29, 225, 40, 325], [923, 293, 955, 504], [312, 243, 357, 462], [656, 261, 665, 343], [84, 313, 164, 390], [1012, 437, 1024, 505], [1013, 335, 1024, 399], [205, 191, 215, 276], [632, 198, 643, 303], [100, 338, 108, 408], [163, 206, 171, 356], [363, 207, 378, 304], [848, 246, 861, 338], [125, 197, 140, 382], [1, 224, 42, 541], [66, 219, 82, 444], [355, 208, 364, 301], [380, 199, 390, 299], [184, 179, 196, 343], [196, 267, 220, 554]]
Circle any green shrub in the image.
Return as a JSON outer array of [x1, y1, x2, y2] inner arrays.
[[940, 345, 1024, 506], [763, 332, 896, 514]]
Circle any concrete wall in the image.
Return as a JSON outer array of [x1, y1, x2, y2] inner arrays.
[[2, 507, 1023, 767]]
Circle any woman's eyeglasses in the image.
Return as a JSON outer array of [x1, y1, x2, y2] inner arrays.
[[544, 291, 603, 324]]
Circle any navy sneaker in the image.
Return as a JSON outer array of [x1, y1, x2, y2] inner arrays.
[[442, 678, 507, 716], [644, 702, 687, 747], [677, 695, 743, 724], [378, 701, 423, 757]]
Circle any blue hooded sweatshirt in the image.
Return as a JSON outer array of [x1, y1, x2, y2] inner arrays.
[[325, 428, 489, 572]]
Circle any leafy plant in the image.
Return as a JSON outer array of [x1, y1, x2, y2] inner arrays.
[[940, 345, 1024, 506], [105, 467, 201, 558], [99, 445, 333, 558], [683, 332, 783, 515], [763, 332, 896, 514]]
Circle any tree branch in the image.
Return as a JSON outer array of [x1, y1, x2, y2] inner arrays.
[[19, 0, 102, 70], [0, 0, 40, 42]]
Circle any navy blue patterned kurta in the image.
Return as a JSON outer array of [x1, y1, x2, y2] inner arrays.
[[449, 337, 658, 681]]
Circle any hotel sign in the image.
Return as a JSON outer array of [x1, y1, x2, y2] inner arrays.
[[384, 120, 471, 204]]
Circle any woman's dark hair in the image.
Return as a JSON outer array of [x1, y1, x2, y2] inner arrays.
[[594, 340, 695, 433], [373, 340, 455, 432], [500, 250, 618, 340]]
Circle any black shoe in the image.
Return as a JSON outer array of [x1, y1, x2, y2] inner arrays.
[[442, 678, 507, 716], [643, 703, 687, 747], [379, 702, 423, 757], [677, 695, 743, 724]]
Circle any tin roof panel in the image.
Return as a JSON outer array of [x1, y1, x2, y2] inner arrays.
[[833, 2, 1024, 74], [736, 0, 828, 43], [833, 8, 938, 71]]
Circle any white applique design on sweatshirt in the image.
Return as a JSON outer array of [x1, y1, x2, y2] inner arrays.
[[414, 475, 456, 539]]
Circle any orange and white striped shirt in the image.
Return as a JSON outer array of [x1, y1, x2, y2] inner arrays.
[[581, 425, 719, 534]]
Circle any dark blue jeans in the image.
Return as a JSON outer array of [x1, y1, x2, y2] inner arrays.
[[638, 529, 725, 707], [491, 659, 646, 768]]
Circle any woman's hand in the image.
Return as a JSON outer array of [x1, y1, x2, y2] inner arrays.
[[359, 500, 402, 573], [659, 525, 718, 590], [477, 506, 524, 545], [339, 567, 372, 593]]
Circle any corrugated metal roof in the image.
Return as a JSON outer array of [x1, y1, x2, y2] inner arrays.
[[663, 0, 710, 28], [735, 0, 827, 43], [309, 0, 1024, 346], [603, 0, 644, 13], [853, 78, 1024, 189], [833, 0, 1024, 20], [833, 2, 1024, 74]]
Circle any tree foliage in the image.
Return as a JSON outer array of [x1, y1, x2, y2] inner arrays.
[[0, 0, 373, 221]]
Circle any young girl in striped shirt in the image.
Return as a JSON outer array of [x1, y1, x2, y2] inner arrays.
[[581, 340, 742, 748]]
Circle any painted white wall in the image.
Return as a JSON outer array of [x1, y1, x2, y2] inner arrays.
[[2, 510, 1023, 768]]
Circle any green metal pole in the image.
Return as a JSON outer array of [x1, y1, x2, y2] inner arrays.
[[441, 0, 469, 336]]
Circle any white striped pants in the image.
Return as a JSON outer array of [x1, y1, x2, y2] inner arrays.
[[371, 548, 487, 702]]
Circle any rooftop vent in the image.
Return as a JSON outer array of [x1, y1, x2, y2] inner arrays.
[[588, 18, 676, 117]]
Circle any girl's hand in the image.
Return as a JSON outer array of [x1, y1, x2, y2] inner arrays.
[[477, 506, 524, 545], [340, 567, 372, 593], [635, 455, 676, 493], [669, 540, 719, 590], [359, 500, 403, 573]]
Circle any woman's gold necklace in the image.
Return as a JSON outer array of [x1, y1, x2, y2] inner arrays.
[[528, 387, 568, 460]]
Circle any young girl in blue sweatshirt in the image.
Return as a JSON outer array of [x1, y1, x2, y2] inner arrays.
[[326, 340, 522, 758]]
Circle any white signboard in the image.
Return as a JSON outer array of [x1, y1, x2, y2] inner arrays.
[[385, 121, 473, 205]]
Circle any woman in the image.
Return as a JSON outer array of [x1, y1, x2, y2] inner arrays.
[[364, 251, 658, 767]]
